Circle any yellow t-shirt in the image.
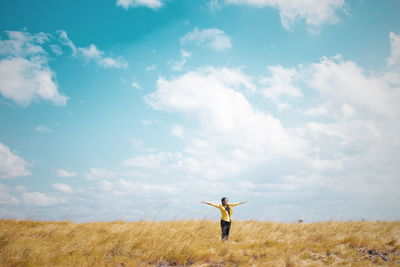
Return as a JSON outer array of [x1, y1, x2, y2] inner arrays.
[[209, 203, 241, 222]]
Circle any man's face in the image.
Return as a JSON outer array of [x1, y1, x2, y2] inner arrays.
[[223, 198, 228, 205]]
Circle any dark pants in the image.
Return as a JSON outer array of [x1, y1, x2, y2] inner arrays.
[[220, 220, 231, 240]]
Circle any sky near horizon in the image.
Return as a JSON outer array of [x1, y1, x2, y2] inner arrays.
[[0, 0, 399, 222]]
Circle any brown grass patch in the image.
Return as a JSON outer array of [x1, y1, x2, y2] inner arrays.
[[0, 219, 399, 266]]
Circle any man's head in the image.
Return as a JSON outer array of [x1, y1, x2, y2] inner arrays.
[[221, 197, 228, 205]]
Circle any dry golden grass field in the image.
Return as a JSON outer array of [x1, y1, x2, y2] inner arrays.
[[0, 219, 399, 266]]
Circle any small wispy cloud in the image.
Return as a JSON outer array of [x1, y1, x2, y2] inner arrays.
[[57, 30, 128, 69], [116, 0, 163, 10], [56, 169, 77, 178], [52, 183, 74, 194], [145, 64, 156, 71], [171, 124, 185, 139], [84, 168, 117, 180], [131, 81, 142, 89], [170, 49, 191, 72], [35, 125, 53, 133], [180, 27, 232, 51], [140, 119, 154, 126]]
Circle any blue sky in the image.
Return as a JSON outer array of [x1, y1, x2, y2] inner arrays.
[[0, 0, 399, 222]]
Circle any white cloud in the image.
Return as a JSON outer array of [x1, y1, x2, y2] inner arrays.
[[144, 66, 306, 179], [146, 64, 156, 71], [180, 49, 191, 58], [142, 32, 400, 202], [0, 183, 19, 205], [171, 124, 185, 139], [265, 53, 400, 120], [35, 125, 53, 133], [21, 191, 67, 206], [223, 0, 346, 31], [387, 32, 400, 67], [98, 178, 177, 196], [208, 0, 223, 12], [57, 30, 128, 69], [146, 66, 276, 136], [56, 169, 77, 177], [259, 65, 303, 100], [170, 49, 191, 72], [122, 152, 179, 168], [282, 51, 400, 196], [131, 81, 142, 89], [140, 119, 153, 126], [78, 44, 128, 69], [307, 55, 400, 119], [57, 30, 77, 55], [130, 138, 143, 147], [129, 138, 158, 153], [0, 191, 19, 205], [0, 30, 50, 57], [180, 27, 232, 51], [0, 143, 31, 179], [52, 183, 74, 194], [304, 102, 332, 116], [340, 103, 355, 119], [97, 180, 114, 191], [50, 44, 63, 56], [116, 0, 163, 9], [0, 30, 68, 106], [120, 179, 176, 193], [84, 168, 117, 180], [381, 70, 400, 86], [0, 57, 67, 106]]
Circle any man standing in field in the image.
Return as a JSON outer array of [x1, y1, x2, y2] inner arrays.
[[201, 197, 247, 241]]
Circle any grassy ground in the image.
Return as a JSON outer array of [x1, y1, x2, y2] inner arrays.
[[0, 219, 399, 266]]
